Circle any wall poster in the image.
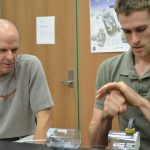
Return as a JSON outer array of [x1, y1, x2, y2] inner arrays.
[[89, 0, 130, 53]]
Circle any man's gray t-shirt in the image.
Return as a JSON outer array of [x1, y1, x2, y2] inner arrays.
[[95, 50, 150, 150], [0, 54, 54, 138]]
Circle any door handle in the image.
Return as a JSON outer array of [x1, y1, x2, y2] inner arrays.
[[60, 69, 74, 88], [61, 80, 74, 88]]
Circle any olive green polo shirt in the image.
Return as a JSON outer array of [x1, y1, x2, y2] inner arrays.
[[95, 50, 150, 150]]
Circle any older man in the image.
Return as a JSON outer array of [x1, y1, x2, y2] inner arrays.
[[0, 19, 54, 143]]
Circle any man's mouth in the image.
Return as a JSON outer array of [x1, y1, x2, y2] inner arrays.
[[132, 46, 144, 51], [3, 63, 14, 68], [132, 45, 143, 48]]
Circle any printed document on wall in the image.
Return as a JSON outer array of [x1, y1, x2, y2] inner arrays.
[[36, 16, 55, 44], [89, 0, 130, 53]]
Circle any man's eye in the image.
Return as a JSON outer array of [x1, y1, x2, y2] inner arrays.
[[11, 48, 18, 53], [123, 30, 131, 34], [0, 48, 18, 53], [136, 27, 146, 32], [0, 49, 7, 53]]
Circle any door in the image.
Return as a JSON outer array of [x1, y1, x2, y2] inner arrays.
[[2, 0, 78, 129], [78, 0, 120, 146]]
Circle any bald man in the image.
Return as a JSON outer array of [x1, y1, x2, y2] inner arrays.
[[0, 19, 54, 143]]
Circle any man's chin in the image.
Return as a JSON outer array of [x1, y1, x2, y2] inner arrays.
[[1, 69, 14, 75], [132, 47, 143, 53]]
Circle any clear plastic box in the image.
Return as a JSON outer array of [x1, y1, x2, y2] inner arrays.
[[108, 130, 140, 150], [46, 128, 81, 149]]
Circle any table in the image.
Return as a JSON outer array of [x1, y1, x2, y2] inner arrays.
[[0, 140, 105, 150]]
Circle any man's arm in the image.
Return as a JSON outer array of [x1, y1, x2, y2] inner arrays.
[[34, 108, 52, 144], [89, 108, 113, 146], [89, 90, 127, 146]]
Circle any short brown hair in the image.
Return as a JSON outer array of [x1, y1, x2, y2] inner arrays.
[[115, 0, 150, 16]]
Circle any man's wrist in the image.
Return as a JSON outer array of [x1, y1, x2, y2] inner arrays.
[[102, 110, 113, 121]]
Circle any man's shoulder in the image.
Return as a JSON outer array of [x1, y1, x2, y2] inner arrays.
[[16, 54, 42, 71], [16, 54, 40, 65], [102, 50, 131, 66]]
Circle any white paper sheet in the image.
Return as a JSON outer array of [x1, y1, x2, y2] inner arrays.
[[36, 16, 55, 44]]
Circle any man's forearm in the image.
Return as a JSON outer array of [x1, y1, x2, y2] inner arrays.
[[138, 97, 150, 122], [34, 108, 52, 144], [89, 112, 113, 146], [34, 118, 50, 143]]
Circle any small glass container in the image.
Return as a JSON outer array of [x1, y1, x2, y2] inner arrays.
[[46, 128, 81, 149]]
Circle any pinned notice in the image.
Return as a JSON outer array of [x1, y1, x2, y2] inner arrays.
[[36, 16, 55, 44]]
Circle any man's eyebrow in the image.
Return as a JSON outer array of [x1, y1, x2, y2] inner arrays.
[[122, 24, 147, 30]]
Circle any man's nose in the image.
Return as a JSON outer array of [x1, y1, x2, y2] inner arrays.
[[6, 50, 14, 59], [131, 32, 140, 44]]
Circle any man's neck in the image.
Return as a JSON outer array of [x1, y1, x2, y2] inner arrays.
[[134, 56, 150, 77]]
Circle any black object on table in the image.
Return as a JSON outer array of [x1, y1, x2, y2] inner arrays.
[[0, 140, 105, 150]]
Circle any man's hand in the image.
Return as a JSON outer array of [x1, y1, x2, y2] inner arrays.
[[102, 90, 127, 117], [96, 81, 141, 108], [96, 81, 150, 122]]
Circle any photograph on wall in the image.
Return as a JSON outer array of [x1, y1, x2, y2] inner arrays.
[[89, 0, 130, 53]]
